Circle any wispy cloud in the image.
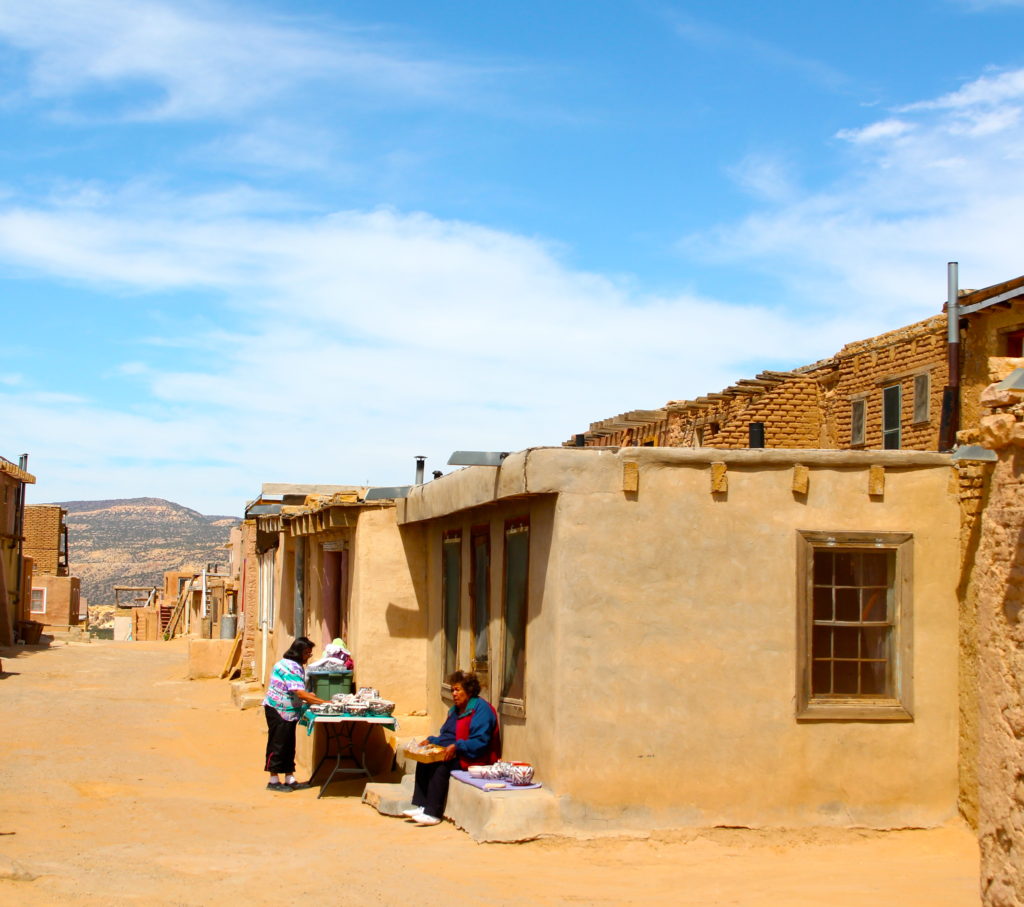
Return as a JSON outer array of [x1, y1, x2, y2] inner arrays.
[[691, 65, 1024, 318], [0, 188, 861, 512], [0, 0, 481, 121], [669, 13, 848, 91]]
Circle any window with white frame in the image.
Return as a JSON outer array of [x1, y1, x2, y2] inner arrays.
[[797, 531, 913, 720], [30, 588, 46, 614]]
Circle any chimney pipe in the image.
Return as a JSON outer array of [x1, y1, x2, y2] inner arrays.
[[414, 455, 426, 485], [939, 261, 961, 450]]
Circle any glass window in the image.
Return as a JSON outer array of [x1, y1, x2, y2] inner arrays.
[[442, 531, 462, 677], [470, 527, 490, 673], [501, 517, 530, 703], [30, 588, 46, 614], [850, 399, 866, 446], [913, 373, 930, 424], [882, 384, 901, 449], [798, 531, 913, 720]]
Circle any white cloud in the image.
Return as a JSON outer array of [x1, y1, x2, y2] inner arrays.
[[0, 0, 478, 121], [699, 66, 1024, 319], [0, 190, 864, 513], [835, 118, 913, 144]]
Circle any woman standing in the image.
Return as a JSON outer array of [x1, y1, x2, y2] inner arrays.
[[404, 670, 501, 825], [263, 636, 327, 792]]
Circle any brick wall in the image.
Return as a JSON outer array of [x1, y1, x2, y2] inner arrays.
[[23, 505, 65, 576], [567, 314, 949, 454], [826, 316, 947, 451]]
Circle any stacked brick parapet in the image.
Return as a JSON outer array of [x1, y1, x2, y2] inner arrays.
[[565, 314, 949, 454], [23, 505, 67, 576]]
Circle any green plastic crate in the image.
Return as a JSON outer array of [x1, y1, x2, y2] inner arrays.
[[307, 672, 353, 698]]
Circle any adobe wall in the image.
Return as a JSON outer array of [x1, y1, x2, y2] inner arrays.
[[23, 505, 63, 576], [825, 316, 947, 451], [961, 300, 1024, 433], [348, 507, 428, 713], [401, 447, 960, 830], [570, 314, 948, 455], [239, 520, 260, 682], [973, 385, 1024, 906], [31, 574, 81, 627], [956, 459, 990, 829]]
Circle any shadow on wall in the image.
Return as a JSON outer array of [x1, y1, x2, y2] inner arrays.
[[389, 523, 427, 639]]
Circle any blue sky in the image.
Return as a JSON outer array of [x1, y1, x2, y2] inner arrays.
[[3, 0, 1024, 515]]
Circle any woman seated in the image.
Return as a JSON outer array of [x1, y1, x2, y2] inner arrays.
[[404, 670, 500, 826]]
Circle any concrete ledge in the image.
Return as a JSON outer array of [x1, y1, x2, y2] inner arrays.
[[363, 773, 562, 842], [230, 680, 264, 709], [188, 638, 235, 679]]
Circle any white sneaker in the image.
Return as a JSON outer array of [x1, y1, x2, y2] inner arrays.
[[412, 813, 441, 826], [401, 807, 424, 818]]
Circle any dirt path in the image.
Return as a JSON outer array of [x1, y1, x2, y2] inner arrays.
[[0, 640, 980, 906]]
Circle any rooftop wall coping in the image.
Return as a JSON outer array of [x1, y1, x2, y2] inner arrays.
[[397, 446, 952, 525]]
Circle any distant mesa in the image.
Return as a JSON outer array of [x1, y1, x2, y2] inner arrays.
[[42, 497, 240, 607]]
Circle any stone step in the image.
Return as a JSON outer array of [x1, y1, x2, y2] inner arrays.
[[363, 771, 561, 843], [230, 680, 264, 710]]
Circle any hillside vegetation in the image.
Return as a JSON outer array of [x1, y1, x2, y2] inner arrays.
[[52, 497, 239, 606]]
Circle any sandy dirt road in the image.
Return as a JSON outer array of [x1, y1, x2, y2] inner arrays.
[[0, 639, 980, 906]]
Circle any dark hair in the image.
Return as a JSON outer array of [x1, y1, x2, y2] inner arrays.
[[283, 636, 315, 662], [448, 670, 481, 699]]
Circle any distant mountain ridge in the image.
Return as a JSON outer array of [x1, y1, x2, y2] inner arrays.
[[46, 497, 240, 606]]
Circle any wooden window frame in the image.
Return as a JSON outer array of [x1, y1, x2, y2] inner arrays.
[[499, 516, 530, 718], [882, 384, 902, 450], [912, 372, 930, 425], [441, 529, 462, 683], [796, 530, 914, 721], [1003, 327, 1024, 358], [469, 525, 491, 677], [850, 398, 866, 446]]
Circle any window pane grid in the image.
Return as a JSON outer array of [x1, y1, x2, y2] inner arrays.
[[810, 548, 894, 698]]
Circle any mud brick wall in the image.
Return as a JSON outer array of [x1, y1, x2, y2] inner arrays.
[[23, 505, 64, 575], [239, 520, 259, 682], [957, 461, 991, 829], [826, 316, 947, 451], [710, 377, 822, 448], [974, 404, 1024, 906]]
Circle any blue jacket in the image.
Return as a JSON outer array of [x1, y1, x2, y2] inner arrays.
[[427, 697, 501, 768]]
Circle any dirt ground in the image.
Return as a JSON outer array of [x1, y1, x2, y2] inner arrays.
[[0, 639, 981, 906]]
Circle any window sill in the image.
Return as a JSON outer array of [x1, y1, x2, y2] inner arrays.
[[797, 699, 913, 722], [499, 697, 525, 719]]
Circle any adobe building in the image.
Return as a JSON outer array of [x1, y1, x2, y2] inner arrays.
[[23, 504, 83, 632], [235, 484, 428, 715], [395, 445, 960, 830], [0, 454, 35, 646]]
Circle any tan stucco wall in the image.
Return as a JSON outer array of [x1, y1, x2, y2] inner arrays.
[[188, 638, 236, 679], [31, 574, 80, 627], [262, 505, 428, 715], [348, 507, 428, 713], [401, 446, 961, 830]]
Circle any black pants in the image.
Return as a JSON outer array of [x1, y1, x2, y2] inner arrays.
[[264, 705, 298, 774], [412, 759, 459, 818]]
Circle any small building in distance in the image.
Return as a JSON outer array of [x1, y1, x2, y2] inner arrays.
[[23, 504, 82, 632]]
